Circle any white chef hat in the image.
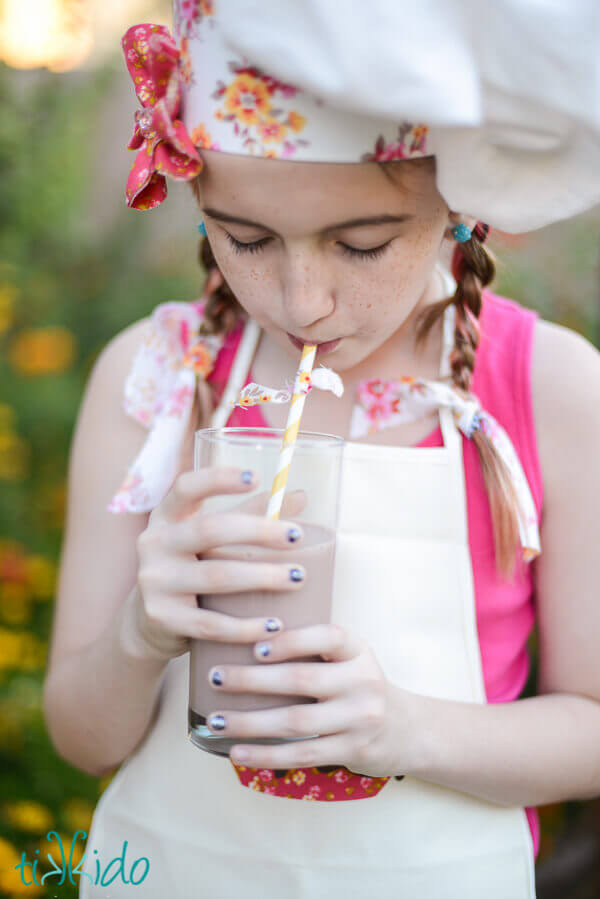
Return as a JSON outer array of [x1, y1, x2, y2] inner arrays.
[[121, 0, 600, 232]]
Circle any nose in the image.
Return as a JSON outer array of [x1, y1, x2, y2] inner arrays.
[[280, 250, 335, 328]]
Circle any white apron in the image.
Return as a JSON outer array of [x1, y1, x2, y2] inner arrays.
[[80, 271, 537, 898]]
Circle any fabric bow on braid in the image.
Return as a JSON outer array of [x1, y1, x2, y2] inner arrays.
[[107, 300, 224, 514], [121, 24, 203, 210], [352, 376, 541, 562]]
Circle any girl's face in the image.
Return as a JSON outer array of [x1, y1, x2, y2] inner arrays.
[[195, 150, 470, 372]]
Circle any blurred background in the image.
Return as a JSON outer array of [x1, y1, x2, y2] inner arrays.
[[0, 1, 599, 896]]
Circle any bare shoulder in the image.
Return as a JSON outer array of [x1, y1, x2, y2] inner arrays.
[[530, 317, 600, 500], [92, 315, 151, 393], [529, 317, 600, 705]]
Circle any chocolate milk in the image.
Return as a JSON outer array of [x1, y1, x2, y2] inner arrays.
[[188, 521, 335, 754]]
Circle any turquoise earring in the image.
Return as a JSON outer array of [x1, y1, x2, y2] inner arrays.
[[452, 223, 472, 242], [198, 220, 207, 236]]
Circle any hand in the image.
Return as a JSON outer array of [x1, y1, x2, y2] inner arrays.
[[204, 622, 417, 778], [131, 466, 308, 661]]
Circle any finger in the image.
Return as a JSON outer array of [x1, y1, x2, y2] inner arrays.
[[155, 467, 258, 523], [228, 733, 351, 770], [167, 509, 304, 555], [252, 624, 365, 664], [205, 697, 352, 742], [234, 487, 307, 518], [154, 556, 305, 595], [206, 658, 361, 700], [144, 597, 286, 643]]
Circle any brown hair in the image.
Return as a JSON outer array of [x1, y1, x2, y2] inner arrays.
[[188, 159, 524, 582]]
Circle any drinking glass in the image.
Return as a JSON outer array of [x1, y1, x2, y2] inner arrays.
[[188, 427, 344, 756]]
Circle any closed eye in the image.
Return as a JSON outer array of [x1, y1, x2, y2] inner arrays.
[[223, 232, 391, 261]]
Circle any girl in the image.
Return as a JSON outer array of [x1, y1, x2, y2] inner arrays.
[[43, 5, 600, 897]]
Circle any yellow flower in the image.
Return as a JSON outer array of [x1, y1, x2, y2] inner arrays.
[[0, 834, 44, 895], [0, 629, 46, 672], [7, 326, 77, 376], [61, 798, 94, 834], [0, 430, 30, 481], [0, 403, 17, 430], [0, 584, 32, 625], [0, 283, 17, 335], [0, 628, 24, 669], [24, 555, 56, 601], [3, 800, 54, 834]]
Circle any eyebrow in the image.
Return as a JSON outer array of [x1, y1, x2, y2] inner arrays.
[[202, 207, 415, 235]]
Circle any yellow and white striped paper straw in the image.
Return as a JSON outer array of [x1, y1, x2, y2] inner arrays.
[[266, 343, 317, 520]]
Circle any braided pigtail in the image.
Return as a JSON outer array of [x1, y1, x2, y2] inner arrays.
[[414, 228, 523, 582]]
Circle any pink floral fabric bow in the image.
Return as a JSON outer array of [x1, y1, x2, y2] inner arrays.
[[121, 23, 203, 210], [107, 300, 224, 514]]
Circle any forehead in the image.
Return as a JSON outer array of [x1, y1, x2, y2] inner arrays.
[[197, 148, 434, 211]]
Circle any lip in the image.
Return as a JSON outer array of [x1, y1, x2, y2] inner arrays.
[[287, 333, 342, 355]]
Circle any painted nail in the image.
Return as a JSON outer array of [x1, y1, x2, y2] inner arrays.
[[241, 470, 254, 484], [265, 618, 281, 632], [289, 567, 304, 582], [208, 714, 226, 730], [256, 642, 271, 657], [210, 669, 224, 686], [287, 526, 302, 543]]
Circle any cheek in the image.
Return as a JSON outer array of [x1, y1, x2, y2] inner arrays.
[[209, 243, 275, 313]]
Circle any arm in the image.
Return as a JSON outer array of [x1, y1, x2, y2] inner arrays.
[[401, 688, 600, 806], [43, 317, 202, 777], [44, 585, 171, 777], [401, 321, 600, 807]]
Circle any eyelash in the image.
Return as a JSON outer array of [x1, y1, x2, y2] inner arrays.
[[223, 232, 391, 261]]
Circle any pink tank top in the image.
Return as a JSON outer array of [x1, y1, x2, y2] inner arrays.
[[206, 288, 543, 858]]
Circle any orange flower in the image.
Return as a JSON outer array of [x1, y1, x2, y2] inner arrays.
[[223, 74, 271, 126], [257, 117, 287, 144], [8, 327, 76, 376], [190, 122, 213, 148], [182, 340, 212, 375], [287, 110, 306, 133]]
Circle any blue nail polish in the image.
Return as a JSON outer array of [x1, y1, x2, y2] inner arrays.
[[241, 470, 253, 484], [287, 527, 301, 543], [211, 669, 224, 686], [289, 567, 304, 582], [208, 714, 226, 730], [265, 618, 281, 632], [256, 642, 271, 657]]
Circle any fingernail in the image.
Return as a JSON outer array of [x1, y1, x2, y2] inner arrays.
[[208, 714, 226, 730], [256, 641, 271, 657], [241, 470, 254, 484], [265, 618, 281, 632], [210, 669, 224, 686], [289, 567, 304, 582], [287, 526, 302, 543]]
